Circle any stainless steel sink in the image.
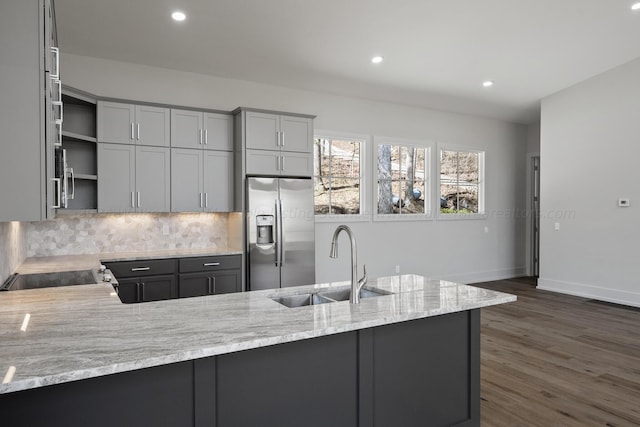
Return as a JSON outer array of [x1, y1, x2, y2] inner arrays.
[[271, 293, 333, 308], [271, 286, 392, 308], [318, 287, 391, 302]]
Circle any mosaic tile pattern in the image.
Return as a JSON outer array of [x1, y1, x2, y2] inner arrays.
[[27, 213, 236, 257], [0, 222, 27, 284]]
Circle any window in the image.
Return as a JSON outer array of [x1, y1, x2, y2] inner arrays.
[[439, 148, 484, 215], [376, 142, 430, 217], [313, 135, 363, 216]]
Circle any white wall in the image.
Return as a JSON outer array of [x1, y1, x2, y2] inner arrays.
[[539, 57, 640, 307], [61, 53, 527, 284]]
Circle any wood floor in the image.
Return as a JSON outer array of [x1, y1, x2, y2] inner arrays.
[[474, 278, 640, 427]]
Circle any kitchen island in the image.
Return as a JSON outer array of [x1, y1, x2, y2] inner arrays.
[[0, 274, 515, 427]]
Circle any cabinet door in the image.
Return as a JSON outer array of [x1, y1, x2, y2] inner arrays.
[[245, 112, 279, 151], [115, 278, 139, 303], [280, 116, 312, 153], [140, 275, 176, 302], [212, 270, 241, 294], [135, 105, 170, 147], [98, 143, 135, 213], [171, 148, 203, 212], [203, 151, 233, 212], [281, 152, 313, 177], [171, 109, 203, 149], [136, 146, 170, 212], [204, 113, 233, 151], [97, 101, 135, 144], [178, 272, 211, 298], [245, 150, 280, 175]]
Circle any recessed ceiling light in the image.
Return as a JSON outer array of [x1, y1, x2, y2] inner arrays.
[[171, 11, 186, 21], [482, 80, 494, 88], [632, 2, 640, 10], [371, 56, 383, 64]]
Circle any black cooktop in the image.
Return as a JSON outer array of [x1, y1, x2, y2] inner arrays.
[[1, 270, 97, 291]]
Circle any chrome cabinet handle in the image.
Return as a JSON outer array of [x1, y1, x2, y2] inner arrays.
[[204, 129, 208, 145], [205, 193, 208, 208], [131, 192, 135, 208], [67, 167, 75, 200], [50, 47, 60, 79], [52, 178, 61, 208], [130, 123, 134, 140], [51, 80, 62, 106], [136, 123, 140, 140], [200, 193, 203, 208], [199, 129, 203, 145], [137, 191, 140, 208], [203, 262, 220, 267], [212, 276, 216, 294], [281, 131, 284, 147], [131, 267, 151, 272], [207, 277, 213, 294]]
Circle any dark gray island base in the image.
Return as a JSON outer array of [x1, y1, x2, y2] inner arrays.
[[1, 309, 479, 427]]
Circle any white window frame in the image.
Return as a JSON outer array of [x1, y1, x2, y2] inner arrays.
[[313, 130, 369, 223], [373, 136, 434, 222], [436, 143, 486, 220]]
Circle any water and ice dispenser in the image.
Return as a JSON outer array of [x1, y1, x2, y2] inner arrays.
[[256, 215, 275, 245]]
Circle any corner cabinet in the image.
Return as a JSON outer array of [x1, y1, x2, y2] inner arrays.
[[97, 101, 170, 147], [0, 0, 60, 221], [98, 144, 170, 213], [235, 109, 315, 177], [60, 86, 98, 211]]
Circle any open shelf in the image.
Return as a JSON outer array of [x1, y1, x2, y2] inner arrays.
[[62, 130, 97, 143]]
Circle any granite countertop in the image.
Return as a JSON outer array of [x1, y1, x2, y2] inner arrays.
[[0, 274, 516, 394], [16, 247, 243, 274]]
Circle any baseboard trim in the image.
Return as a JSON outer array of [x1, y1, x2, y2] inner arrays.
[[538, 278, 640, 308], [439, 267, 527, 285]]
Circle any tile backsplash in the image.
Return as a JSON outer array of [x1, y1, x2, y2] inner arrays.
[[27, 213, 242, 257], [0, 221, 28, 283]]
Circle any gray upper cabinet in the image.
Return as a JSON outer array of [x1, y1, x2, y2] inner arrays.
[[171, 148, 233, 212], [98, 101, 170, 147], [245, 112, 312, 153], [0, 0, 59, 221], [171, 109, 232, 151], [98, 144, 170, 213], [238, 109, 315, 177]]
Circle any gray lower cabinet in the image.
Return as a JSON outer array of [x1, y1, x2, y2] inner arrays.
[[104, 258, 177, 304], [178, 255, 241, 298], [117, 275, 177, 303], [106, 255, 241, 303], [0, 0, 59, 221], [97, 101, 170, 147], [98, 143, 170, 213], [0, 310, 480, 427], [171, 149, 233, 212]]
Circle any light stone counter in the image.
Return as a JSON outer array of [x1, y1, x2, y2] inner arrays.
[[0, 274, 515, 394], [16, 247, 242, 274]]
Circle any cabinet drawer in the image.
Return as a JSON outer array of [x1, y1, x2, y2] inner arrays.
[[179, 255, 241, 273], [105, 259, 176, 278]]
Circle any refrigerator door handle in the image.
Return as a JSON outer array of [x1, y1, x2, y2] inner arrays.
[[275, 200, 281, 267], [278, 198, 285, 266]]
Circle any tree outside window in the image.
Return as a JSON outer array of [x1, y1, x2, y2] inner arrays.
[[439, 149, 484, 214], [314, 137, 362, 215], [377, 144, 429, 215]]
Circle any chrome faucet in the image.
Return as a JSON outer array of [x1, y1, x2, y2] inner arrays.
[[329, 225, 367, 304]]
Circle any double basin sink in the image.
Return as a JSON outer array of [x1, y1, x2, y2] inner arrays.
[[272, 286, 392, 308]]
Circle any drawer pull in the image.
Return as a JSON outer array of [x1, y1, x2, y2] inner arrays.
[[131, 267, 151, 272], [203, 262, 221, 267]]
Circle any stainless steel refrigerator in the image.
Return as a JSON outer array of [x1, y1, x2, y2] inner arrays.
[[246, 177, 315, 291]]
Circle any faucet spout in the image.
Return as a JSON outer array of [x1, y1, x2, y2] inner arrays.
[[329, 225, 367, 304]]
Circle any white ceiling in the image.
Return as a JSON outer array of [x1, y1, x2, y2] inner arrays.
[[55, 0, 640, 124]]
